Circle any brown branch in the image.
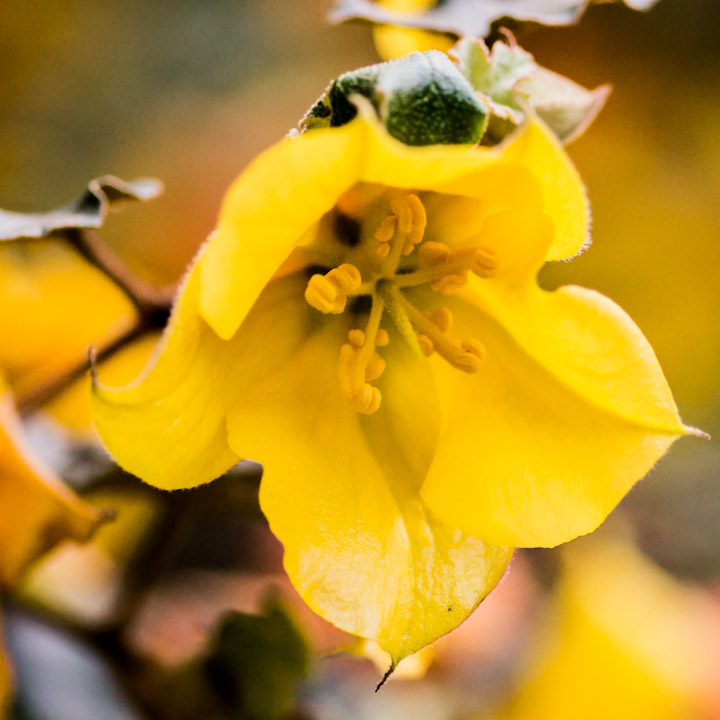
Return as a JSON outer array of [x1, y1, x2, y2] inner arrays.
[[17, 320, 159, 416], [66, 228, 176, 315], [18, 228, 175, 416]]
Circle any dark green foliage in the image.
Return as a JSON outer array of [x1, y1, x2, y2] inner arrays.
[[205, 598, 311, 720]]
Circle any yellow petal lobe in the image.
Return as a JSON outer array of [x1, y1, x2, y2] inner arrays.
[[422, 278, 690, 547], [221, 296, 512, 662], [0, 380, 103, 586], [497, 541, 720, 720], [199, 124, 365, 340], [500, 117, 590, 261]]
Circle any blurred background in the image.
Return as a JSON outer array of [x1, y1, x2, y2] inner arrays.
[[1, 1, 719, 718]]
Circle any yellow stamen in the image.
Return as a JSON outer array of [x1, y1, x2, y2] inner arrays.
[[305, 263, 362, 314], [394, 243, 496, 293], [375, 329, 390, 347], [337, 296, 386, 414], [374, 215, 396, 258], [384, 193, 427, 274], [417, 334, 434, 357], [428, 307, 452, 333], [348, 329, 365, 348], [431, 273, 468, 294], [365, 352, 387, 381], [470, 248, 497, 279], [418, 241, 450, 267], [338, 344, 382, 414], [305, 191, 494, 415], [396, 294, 486, 374]]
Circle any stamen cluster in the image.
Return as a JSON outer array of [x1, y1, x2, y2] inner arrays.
[[304, 191, 498, 414]]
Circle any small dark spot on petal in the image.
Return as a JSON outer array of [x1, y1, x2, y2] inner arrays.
[[304, 264, 331, 278], [334, 211, 362, 248], [349, 294, 372, 314]]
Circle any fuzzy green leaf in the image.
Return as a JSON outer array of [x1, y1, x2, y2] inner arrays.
[[302, 50, 488, 146], [453, 37, 610, 144]]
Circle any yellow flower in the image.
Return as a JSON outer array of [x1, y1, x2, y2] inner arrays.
[[371, 0, 453, 61], [0, 241, 135, 404], [494, 540, 720, 720], [0, 373, 104, 709], [92, 108, 694, 664]]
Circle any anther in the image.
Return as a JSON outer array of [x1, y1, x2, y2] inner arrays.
[[375, 216, 396, 258], [471, 248, 497, 279], [384, 193, 427, 269], [461, 338, 487, 366], [429, 307, 452, 333], [417, 334, 434, 357], [337, 343, 382, 415], [348, 329, 365, 348], [375, 329, 390, 347], [419, 241, 450, 267], [336, 296, 387, 415], [305, 263, 362, 314], [431, 273, 468, 294], [394, 292, 486, 375], [365, 352, 386, 381]]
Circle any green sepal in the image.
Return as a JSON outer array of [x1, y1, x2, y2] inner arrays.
[[301, 50, 488, 146], [452, 37, 611, 144]]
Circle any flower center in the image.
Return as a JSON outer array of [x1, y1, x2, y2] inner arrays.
[[304, 191, 496, 414]]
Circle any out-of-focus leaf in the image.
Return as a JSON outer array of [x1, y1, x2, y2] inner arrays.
[[0, 176, 163, 242], [0, 376, 107, 587], [5, 610, 146, 720], [329, 0, 659, 38], [206, 597, 311, 720], [516, 67, 610, 143], [452, 37, 610, 143]]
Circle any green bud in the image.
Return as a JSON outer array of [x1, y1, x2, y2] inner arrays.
[[301, 51, 488, 146]]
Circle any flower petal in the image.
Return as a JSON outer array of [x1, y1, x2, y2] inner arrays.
[[199, 113, 587, 340], [92, 266, 323, 491], [223, 301, 512, 663], [421, 279, 689, 548], [358, 111, 588, 262], [499, 116, 589, 261], [0, 381, 103, 586], [92, 266, 240, 489], [199, 124, 366, 340]]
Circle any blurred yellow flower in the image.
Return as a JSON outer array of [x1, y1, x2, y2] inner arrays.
[[0, 241, 135, 405], [0, 376, 103, 588], [495, 540, 720, 720], [92, 110, 693, 662], [0, 373, 105, 709], [371, 0, 453, 60]]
